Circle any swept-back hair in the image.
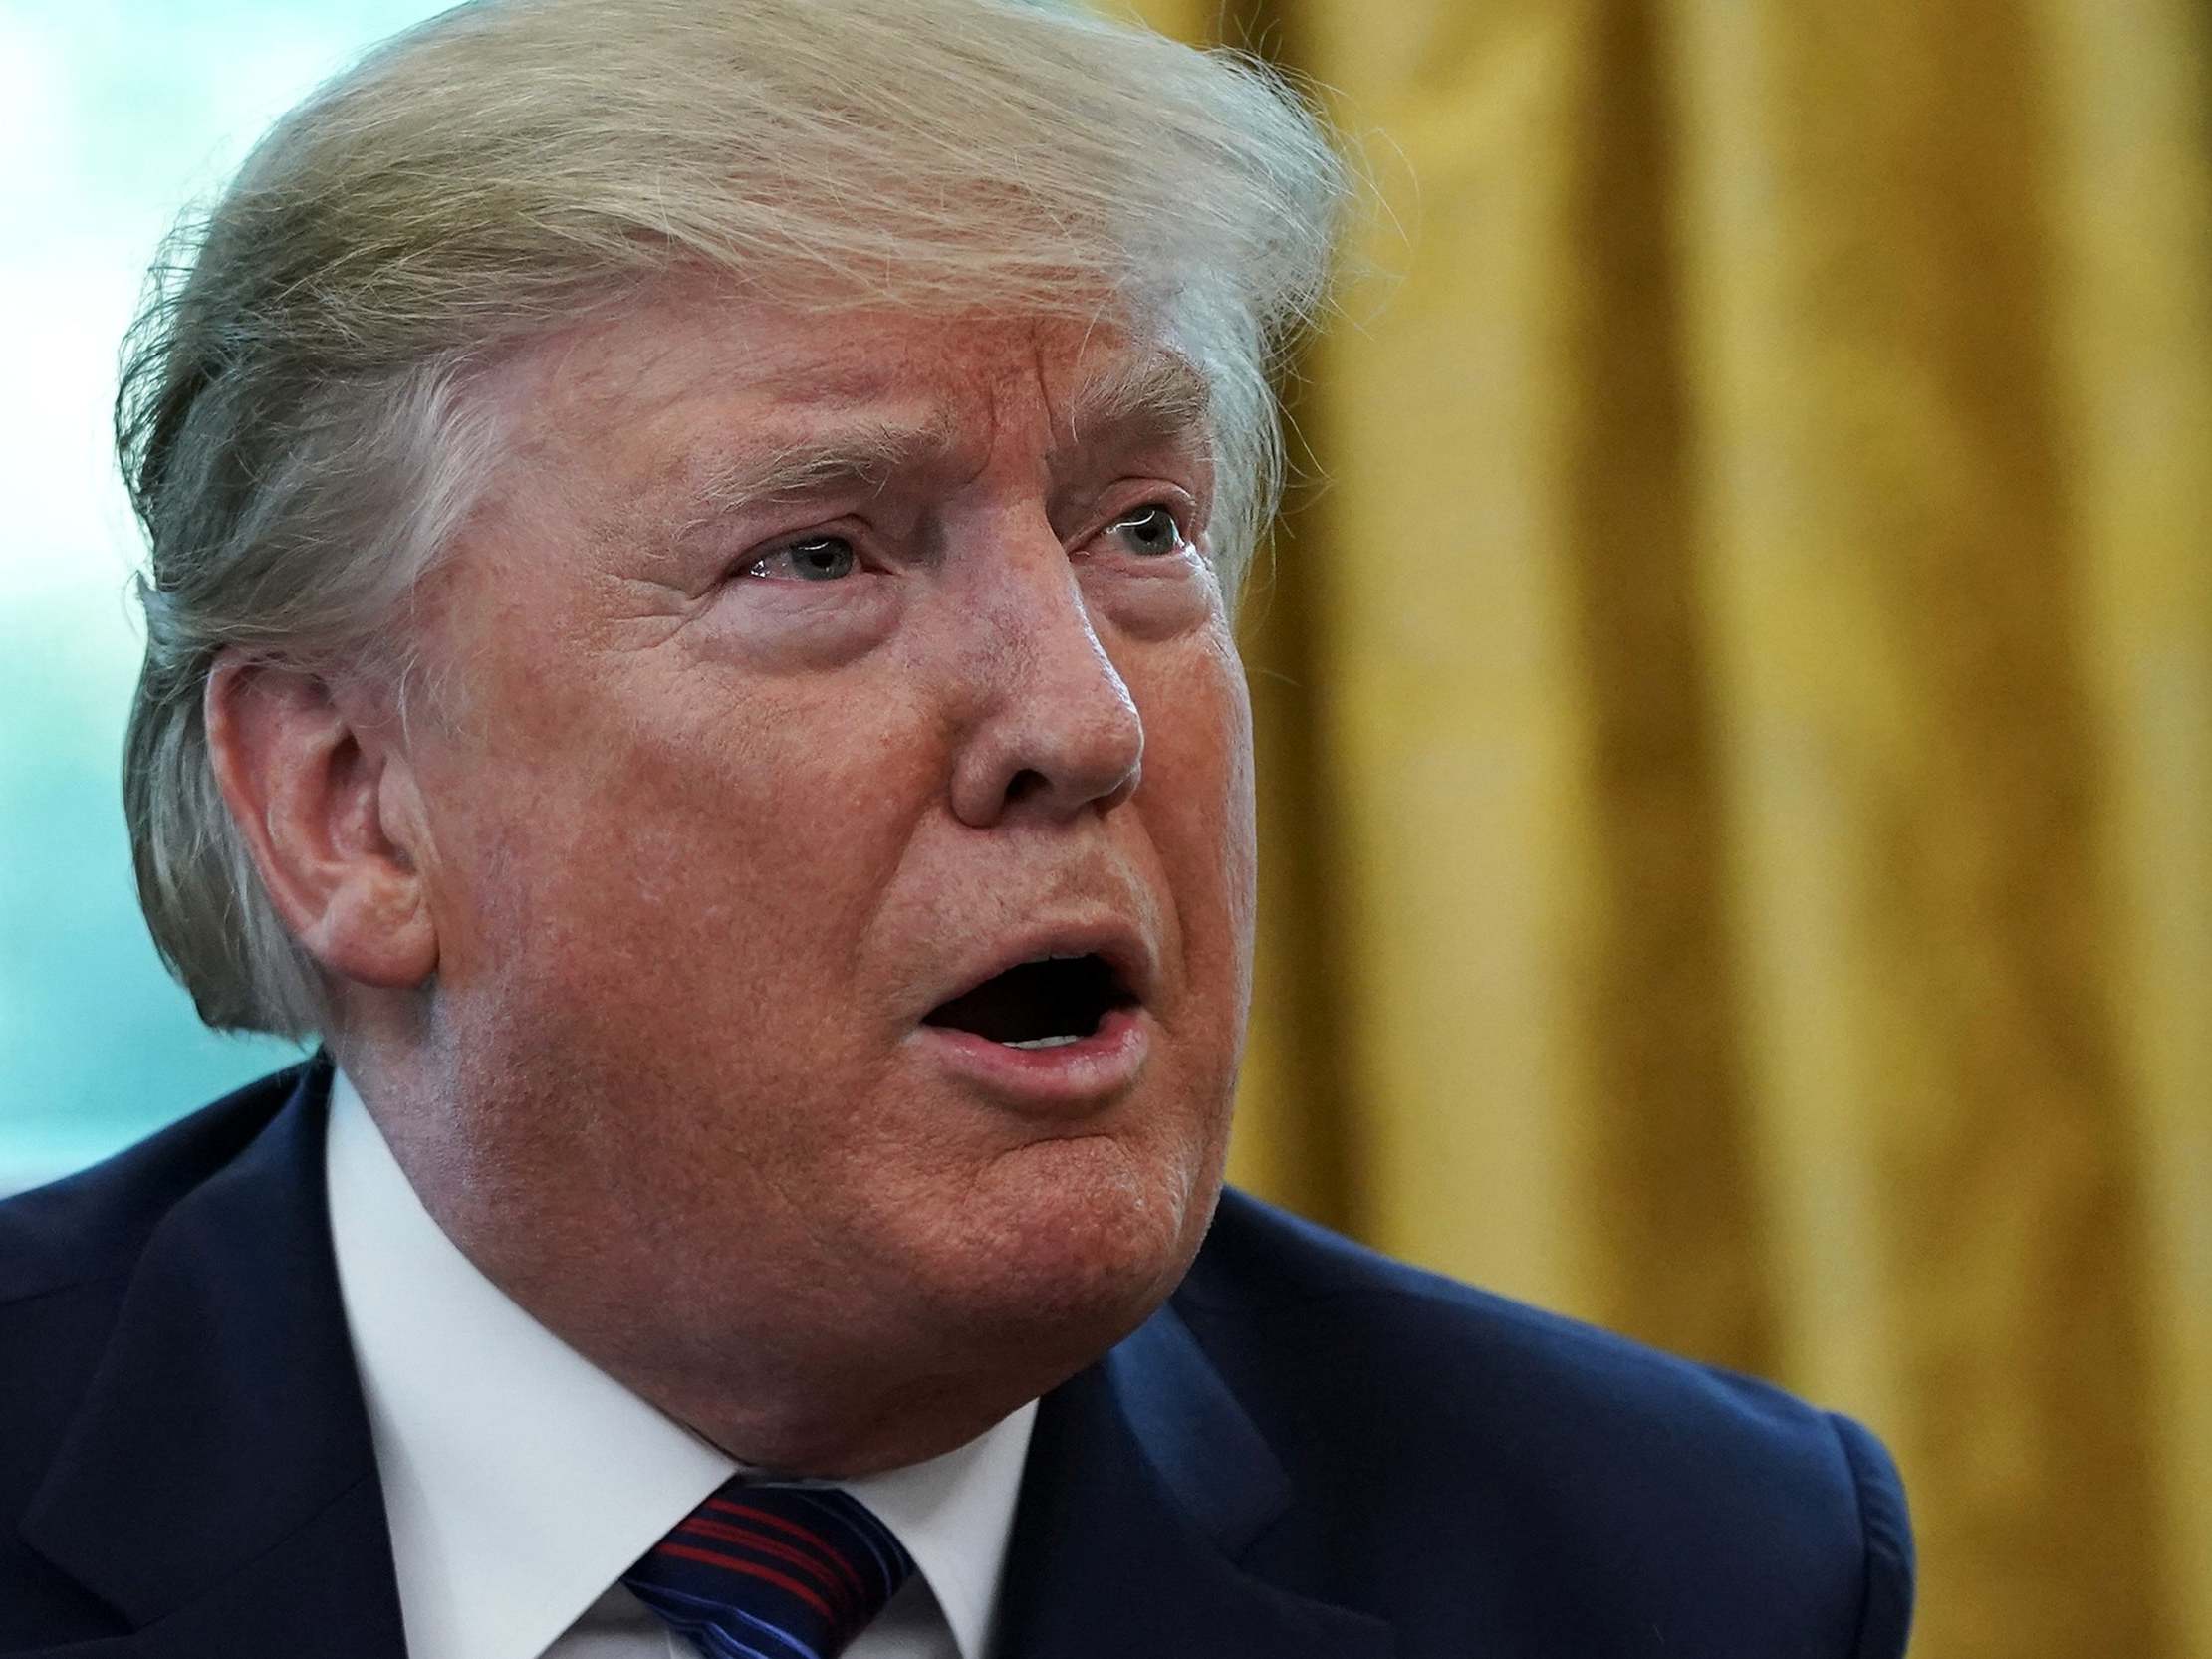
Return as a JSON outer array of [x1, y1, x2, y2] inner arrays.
[[120, 0, 1349, 1038]]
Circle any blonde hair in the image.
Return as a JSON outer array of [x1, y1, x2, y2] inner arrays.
[[121, 0, 1349, 1038]]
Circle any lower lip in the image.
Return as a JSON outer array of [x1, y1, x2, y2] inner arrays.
[[908, 1005, 1151, 1109]]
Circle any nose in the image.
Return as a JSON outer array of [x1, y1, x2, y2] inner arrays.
[[944, 531, 1144, 829]]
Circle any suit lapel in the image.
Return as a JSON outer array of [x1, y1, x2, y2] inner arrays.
[[996, 1303, 1396, 1659], [15, 1064, 406, 1659]]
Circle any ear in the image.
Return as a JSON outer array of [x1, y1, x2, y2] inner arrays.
[[203, 652, 438, 994]]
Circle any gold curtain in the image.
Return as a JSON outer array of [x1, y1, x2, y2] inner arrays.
[[1132, 0, 2212, 1653]]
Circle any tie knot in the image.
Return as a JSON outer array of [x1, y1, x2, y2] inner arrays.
[[622, 1480, 916, 1659]]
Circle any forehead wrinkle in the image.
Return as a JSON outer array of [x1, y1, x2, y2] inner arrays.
[[745, 358, 910, 409]]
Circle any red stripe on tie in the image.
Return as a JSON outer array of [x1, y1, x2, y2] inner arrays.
[[705, 1499, 869, 1598], [652, 1540, 837, 1621], [677, 1516, 857, 1609]]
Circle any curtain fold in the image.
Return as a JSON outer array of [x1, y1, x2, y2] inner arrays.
[[1134, 0, 2211, 1653]]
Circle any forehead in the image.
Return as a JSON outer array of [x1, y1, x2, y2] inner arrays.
[[492, 287, 1211, 497]]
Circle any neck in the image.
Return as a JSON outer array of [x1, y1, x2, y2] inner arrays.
[[329, 1035, 1078, 1480]]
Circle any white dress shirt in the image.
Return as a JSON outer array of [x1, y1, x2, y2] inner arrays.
[[325, 1069, 1037, 1659]]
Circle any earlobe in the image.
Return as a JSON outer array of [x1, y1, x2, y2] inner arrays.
[[203, 654, 439, 994]]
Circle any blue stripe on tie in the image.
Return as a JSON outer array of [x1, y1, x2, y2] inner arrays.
[[622, 1482, 916, 1659], [627, 1583, 815, 1659]]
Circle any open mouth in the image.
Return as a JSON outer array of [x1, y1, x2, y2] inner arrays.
[[921, 954, 1140, 1050]]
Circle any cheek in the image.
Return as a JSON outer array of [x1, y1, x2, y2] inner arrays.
[[1131, 630, 1258, 1019], [423, 657, 932, 1050]]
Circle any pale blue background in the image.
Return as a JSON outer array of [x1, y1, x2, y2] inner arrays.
[[0, 1, 454, 1191]]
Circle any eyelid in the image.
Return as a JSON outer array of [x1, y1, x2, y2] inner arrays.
[[1108, 501, 1178, 526], [1100, 480, 1200, 527], [723, 484, 1203, 582]]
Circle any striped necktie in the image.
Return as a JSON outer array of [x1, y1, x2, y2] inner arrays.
[[621, 1480, 917, 1659]]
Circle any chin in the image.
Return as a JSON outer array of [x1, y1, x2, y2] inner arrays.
[[905, 1132, 1222, 1368]]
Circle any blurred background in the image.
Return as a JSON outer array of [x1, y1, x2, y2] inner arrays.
[[2, 0, 2206, 1654]]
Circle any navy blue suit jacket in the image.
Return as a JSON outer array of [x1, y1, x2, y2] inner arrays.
[[0, 1062, 1914, 1656]]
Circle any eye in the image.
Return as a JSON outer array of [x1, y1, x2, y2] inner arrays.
[[744, 535, 858, 582], [1104, 503, 1189, 558]]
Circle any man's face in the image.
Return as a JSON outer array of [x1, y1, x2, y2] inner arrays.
[[380, 283, 1256, 1461]]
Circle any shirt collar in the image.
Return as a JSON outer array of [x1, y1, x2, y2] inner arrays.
[[325, 1066, 1036, 1659]]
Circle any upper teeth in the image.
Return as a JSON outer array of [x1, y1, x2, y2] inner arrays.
[[1004, 1034, 1083, 1049]]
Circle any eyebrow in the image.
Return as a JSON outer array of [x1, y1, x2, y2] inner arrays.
[[683, 420, 957, 521], [674, 350, 1213, 527], [1060, 351, 1212, 451]]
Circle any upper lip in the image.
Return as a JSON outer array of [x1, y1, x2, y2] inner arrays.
[[919, 916, 1158, 1024]]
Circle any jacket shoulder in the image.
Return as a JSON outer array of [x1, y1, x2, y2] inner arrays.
[[1176, 1188, 1915, 1659], [0, 1061, 363, 1646], [0, 1063, 314, 1305]]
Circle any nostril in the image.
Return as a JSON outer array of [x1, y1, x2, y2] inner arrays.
[[1102, 759, 1140, 809], [1004, 768, 1049, 805]]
